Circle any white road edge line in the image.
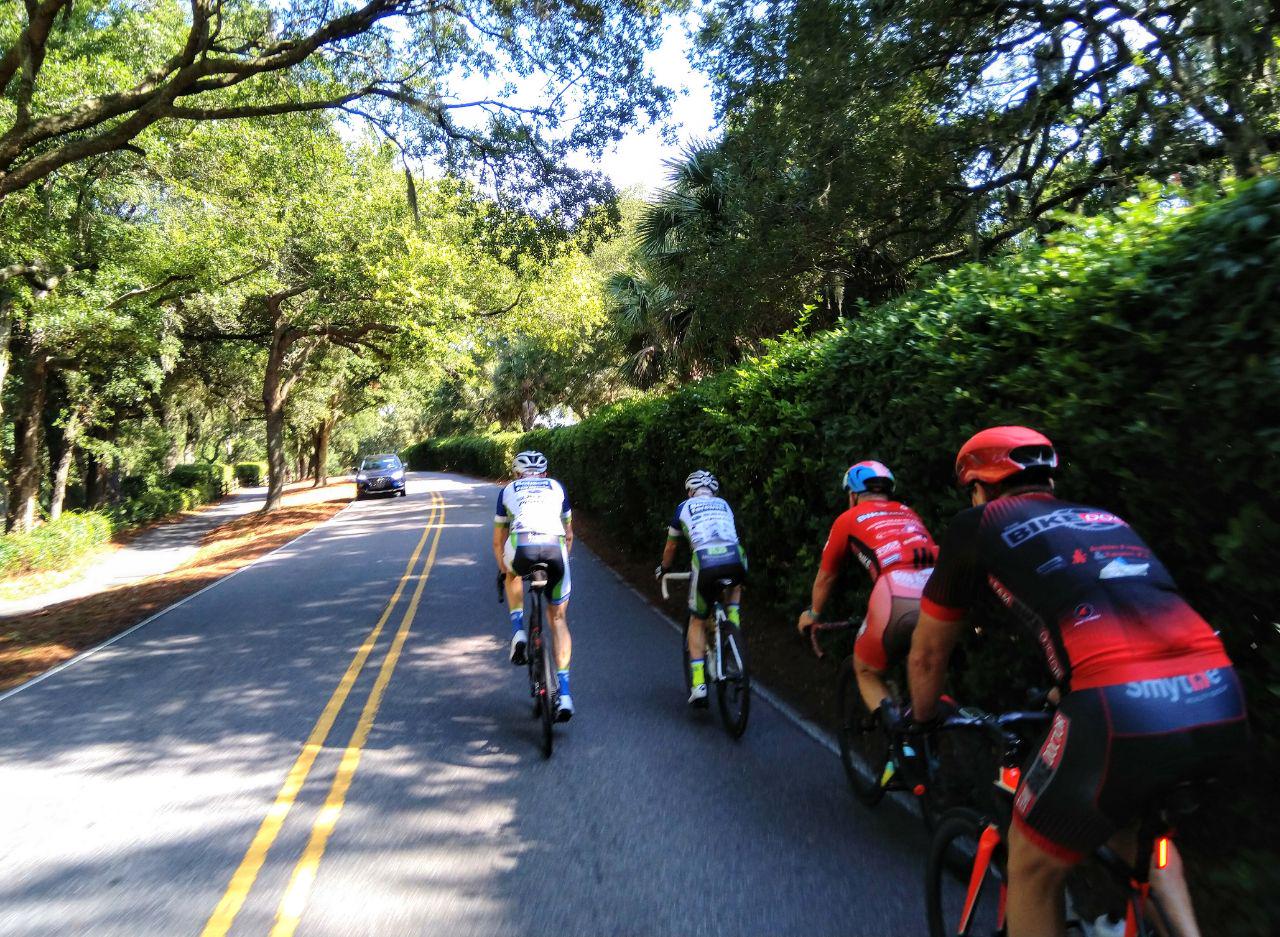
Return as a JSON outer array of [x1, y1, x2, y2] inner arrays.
[[0, 497, 365, 707]]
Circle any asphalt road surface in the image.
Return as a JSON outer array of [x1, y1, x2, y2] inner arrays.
[[0, 473, 930, 937]]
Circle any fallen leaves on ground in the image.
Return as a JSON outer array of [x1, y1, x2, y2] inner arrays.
[[0, 482, 353, 691]]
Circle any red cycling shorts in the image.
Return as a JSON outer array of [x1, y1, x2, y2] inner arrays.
[[854, 568, 933, 671]]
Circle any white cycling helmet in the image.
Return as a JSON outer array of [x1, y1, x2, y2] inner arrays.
[[684, 469, 719, 496], [513, 450, 548, 476]]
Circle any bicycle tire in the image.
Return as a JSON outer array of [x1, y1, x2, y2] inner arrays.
[[533, 590, 555, 758], [681, 618, 693, 698], [926, 807, 1006, 937], [836, 659, 888, 807], [715, 620, 750, 739]]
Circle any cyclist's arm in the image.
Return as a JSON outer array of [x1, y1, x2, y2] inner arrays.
[[560, 485, 573, 553], [493, 488, 511, 573], [908, 610, 966, 721], [800, 515, 851, 630], [492, 521, 509, 573], [660, 531, 679, 570], [799, 568, 838, 632]]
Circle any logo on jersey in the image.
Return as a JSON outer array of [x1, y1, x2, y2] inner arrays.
[[1001, 509, 1126, 547], [1099, 557, 1149, 580], [987, 574, 1015, 608], [1125, 669, 1225, 704], [686, 498, 726, 516], [856, 510, 894, 523], [1036, 555, 1067, 575], [514, 478, 553, 490]]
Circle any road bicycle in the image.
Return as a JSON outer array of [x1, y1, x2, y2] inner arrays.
[[924, 706, 1197, 937], [803, 619, 964, 822], [497, 566, 559, 758], [660, 570, 751, 738]]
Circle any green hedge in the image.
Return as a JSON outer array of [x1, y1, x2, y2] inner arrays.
[[0, 512, 115, 578], [409, 179, 1280, 931], [234, 462, 268, 486], [1, 463, 233, 580], [402, 434, 521, 478], [167, 462, 234, 501]]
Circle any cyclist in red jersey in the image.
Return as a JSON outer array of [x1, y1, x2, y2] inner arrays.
[[796, 460, 937, 711], [908, 426, 1248, 937]]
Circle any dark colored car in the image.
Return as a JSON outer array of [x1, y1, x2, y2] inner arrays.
[[356, 453, 407, 499]]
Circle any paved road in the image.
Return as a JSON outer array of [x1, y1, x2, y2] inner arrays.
[[0, 473, 929, 937]]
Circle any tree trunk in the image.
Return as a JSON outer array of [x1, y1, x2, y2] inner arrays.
[[263, 375, 288, 512], [49, 409, 81, 521], [7, 347, 49, 532], [312, 417, 334, 487], [161, 399, 185, 472], [262, 319, 293, 513], [520, 398, 538, 431]]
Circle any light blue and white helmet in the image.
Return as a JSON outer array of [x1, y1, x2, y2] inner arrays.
[[513, 450, 548, 477], [843, 460, 895, 494], [684, 469, 719, 496]]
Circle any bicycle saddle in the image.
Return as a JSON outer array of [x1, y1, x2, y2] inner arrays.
[[526, 563, 550, 587]]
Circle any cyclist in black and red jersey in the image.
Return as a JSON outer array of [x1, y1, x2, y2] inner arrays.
[[908, 426, 1248, 937]]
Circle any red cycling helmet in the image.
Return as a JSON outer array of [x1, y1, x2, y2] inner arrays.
[[955, 426, 1058, 487]]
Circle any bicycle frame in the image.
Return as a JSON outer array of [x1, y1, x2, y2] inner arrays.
[[661, 571, 743, 685]]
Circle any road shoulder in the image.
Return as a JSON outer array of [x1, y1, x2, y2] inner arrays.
[[0, 482, 353, 692]]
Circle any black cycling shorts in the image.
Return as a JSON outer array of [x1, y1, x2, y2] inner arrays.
[[508, 540, 570, 605], [689, 547, 746, 617], [1013, 666, 1249, 862]]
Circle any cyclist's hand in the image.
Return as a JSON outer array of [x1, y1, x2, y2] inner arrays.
[[796, 608, 817, 635], [654, 564, 669, 582]]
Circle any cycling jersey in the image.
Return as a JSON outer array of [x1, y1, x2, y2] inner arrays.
[[921, 492, 1231, 691], [819, 501, 937, 582], [495, 477, 571, 538], [668, 495, 740, 551]]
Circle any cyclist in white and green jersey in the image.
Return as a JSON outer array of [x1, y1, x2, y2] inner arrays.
[[494, 450, 576, 721], [657, 470, 747, 706]]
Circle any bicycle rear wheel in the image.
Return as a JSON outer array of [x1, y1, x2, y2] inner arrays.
[[926, 808, 1006, 937], [714, 620, 750, 738], [836, 658, 889, 806], [535, 593, 556, 758]]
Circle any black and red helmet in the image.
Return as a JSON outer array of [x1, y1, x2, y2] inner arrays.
[[955, 426, 1057, 487]]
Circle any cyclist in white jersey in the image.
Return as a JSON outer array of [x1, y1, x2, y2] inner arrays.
[[657, 470, 747, 706], [493, 450, 575, 721]]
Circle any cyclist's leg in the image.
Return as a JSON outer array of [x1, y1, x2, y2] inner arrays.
[[503, 534, 524, 610], [1105, 825, 1201, 937], [1006, 822, 1073, 937], [687, 558, 712, 692], [546, 541, 572, 672], [1007, 694, 1110, 937], [853, 576, 895, 711]]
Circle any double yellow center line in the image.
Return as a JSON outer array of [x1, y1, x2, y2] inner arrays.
[[202, 490, 446, 937]]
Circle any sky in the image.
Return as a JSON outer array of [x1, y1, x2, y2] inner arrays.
[[582, 19, 719, 194]]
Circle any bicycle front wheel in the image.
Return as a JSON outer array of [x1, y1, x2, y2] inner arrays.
[[926, 808, 1006, 937], [714, 620, 750, 739], [836, 658, 890, 806]]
